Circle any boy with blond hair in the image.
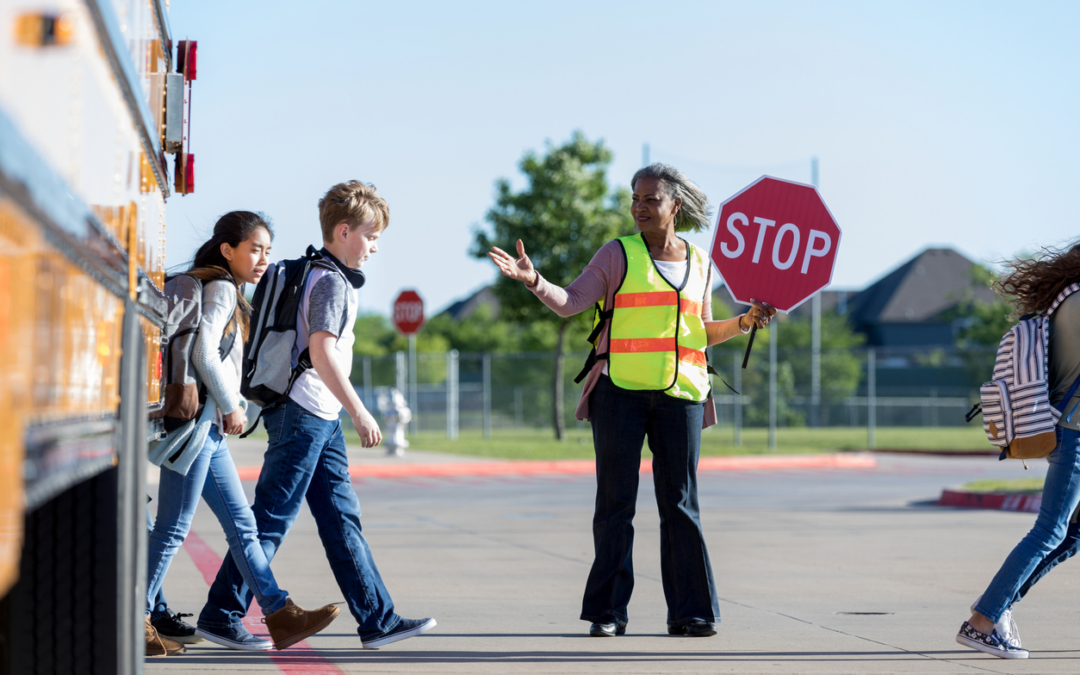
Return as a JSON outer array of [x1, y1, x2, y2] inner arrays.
[[197, 181, 436, 650]]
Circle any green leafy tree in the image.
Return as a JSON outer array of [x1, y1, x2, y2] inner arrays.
[[351, 312, 450, 384], [471, 131, 633, 439], [945, 263, 1013, 388], [777, 312, 866, 399]]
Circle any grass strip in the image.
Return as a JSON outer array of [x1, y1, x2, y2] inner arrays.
[[330, 425, 993, 461], [961, 478, 1045, 494]]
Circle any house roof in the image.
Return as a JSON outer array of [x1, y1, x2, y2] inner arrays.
[[439, 285, 500, 320], [845, 247, 996, 326]]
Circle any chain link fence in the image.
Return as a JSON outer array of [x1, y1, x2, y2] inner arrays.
[[353, 344, 997, 443]]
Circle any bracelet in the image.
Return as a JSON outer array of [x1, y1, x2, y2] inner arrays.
[[739, 314, 751, 334], [526, 270, 539, 288]]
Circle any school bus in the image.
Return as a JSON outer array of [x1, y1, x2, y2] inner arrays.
[[0, 1, 191, 672]]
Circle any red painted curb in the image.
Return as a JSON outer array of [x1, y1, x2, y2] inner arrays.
[[234, 452, 877, 483], [938, 488, 1042, 513]]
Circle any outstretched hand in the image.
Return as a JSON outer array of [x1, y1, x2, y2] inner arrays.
[[741, 299, 777, 330], [488, 240, 538, 286]]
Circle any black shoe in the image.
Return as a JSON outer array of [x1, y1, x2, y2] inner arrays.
[[152, 610, 204, 645], [361, 617, 437, 649], [589, 616, 627, 637], [668, 619, 716, 637]]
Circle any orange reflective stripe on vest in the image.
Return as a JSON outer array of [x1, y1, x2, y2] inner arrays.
[[612, 292, 700, 316], [609, 338, 706, 367], [613, 291, 677, 309]]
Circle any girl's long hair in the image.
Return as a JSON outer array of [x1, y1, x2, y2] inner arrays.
[[996, 242, 1080, 316], [187, 211, 273, 342]]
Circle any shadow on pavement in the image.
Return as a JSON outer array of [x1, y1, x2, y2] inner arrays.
[[163, 648, 1080, 665]]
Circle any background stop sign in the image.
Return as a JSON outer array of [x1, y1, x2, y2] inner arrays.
[[392, 290, 425, 335], [710, 176, 841, 313]]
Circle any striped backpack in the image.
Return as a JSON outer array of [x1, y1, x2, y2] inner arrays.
[[970, 283, 1080, 461]]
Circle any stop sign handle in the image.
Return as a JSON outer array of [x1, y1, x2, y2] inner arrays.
[[741, 326, 757, 369]]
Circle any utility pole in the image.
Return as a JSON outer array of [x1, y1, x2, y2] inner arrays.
[[810, 155, 821, 428], [642, 142, 650, 166]]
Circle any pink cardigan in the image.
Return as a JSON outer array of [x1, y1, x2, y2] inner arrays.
[[529, 240, 742, 428]]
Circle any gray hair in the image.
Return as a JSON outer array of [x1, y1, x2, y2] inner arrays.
[[631, 163, 712, 233]]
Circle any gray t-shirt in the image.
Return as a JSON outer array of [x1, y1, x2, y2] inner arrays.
[[1049, 292, 1080, 429], [288, 267, 357, 420]]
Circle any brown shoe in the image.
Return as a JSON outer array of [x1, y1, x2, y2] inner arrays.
[[146, 615, 186, 656], [264, 598, 342, 650]]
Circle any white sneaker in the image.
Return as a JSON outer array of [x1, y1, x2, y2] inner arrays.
[[956, 621, 1029, 659], [970, 597, 1021, 648]]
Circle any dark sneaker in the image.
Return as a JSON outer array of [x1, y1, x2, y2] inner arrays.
[[263, 598, 342, 650], [145, 616, 185, 657], [956, 621, 1029, 659], [589, 616, 627, 637], [970, 597, 1022, 649], [361, 617, 437, 649], [668, 619, 717, 637], [152, 610, 204, 644], [195, 622, 274, 651]]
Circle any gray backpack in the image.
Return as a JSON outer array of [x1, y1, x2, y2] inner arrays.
[[150, 273, 236, 434]]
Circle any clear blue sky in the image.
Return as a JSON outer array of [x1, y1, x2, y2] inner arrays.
[[164, 0, 1080, 317]]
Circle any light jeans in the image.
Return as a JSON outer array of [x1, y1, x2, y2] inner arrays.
[[975, 426, 1080, 623], [146, 425, 288, 616]]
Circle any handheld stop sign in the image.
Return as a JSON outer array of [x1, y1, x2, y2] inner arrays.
[[709, 176, 841, 366]]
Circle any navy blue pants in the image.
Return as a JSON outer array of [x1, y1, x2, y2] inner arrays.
[[580, 376, 719, 626]]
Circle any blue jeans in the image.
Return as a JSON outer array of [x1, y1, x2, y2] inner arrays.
[[976, 426, 1080, 622], [147, 508, 170, 622], [581, 376, 719, 626], [1014, 506, 1080, 603], [198, 400, 399, 638], [147, 425, 288, 617]]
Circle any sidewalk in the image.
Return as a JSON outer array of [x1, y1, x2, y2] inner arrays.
[[145, 452, 1074, 674]]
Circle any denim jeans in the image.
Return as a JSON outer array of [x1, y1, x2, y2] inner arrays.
[[198, 399, 399, 638], [975, 426, 1080, 622], [147, 425, 288, 617], [1014, 507, 1080, 604], [147, 508, 169, 622], [581, 376, 719, 626]]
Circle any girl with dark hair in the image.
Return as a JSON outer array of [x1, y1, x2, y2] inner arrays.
[[956, 243, 1080, 660], [145, 212, 340, 657]]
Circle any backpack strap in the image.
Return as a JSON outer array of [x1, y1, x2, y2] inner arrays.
[[574, 303, 613, 384], [1046, 282, 1080, 318]]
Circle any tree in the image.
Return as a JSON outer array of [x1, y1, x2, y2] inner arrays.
[[471, 131, 633, 439], [946, 263, 1013, 387]]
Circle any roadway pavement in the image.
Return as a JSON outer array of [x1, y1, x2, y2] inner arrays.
[[144, 440, 1080, 674]]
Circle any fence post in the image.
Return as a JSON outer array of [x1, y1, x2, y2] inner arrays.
[[769, 322, 777, 451], [395, 351, 406, 397], [362, 357, 372, 411], [514, 386, 523, 429], [408, 334, 417, 434], [733, 352, 742, 446], [482, 352, 491, 440], [867, 348, 876, 449], [447, 349, 459, 441]]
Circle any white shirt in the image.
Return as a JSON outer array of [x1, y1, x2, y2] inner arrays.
[[289, 267, 357, 420]]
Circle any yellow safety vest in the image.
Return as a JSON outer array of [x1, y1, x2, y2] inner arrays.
[[577, 234, 711, 402]]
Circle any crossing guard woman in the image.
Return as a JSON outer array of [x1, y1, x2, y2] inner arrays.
[[488, 163, 775, 638]]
